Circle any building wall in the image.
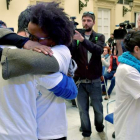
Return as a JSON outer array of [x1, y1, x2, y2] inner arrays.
[[0, 0, 29, 32], [0, 0, 140, 33], [115, 4, 131, 27], [64, 0, 94, 29]]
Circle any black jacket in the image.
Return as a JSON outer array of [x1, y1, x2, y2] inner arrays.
[[70, 30, 105, 80]]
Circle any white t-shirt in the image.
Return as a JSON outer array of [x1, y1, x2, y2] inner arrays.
[[0, 69, 64, 140], [114, 63, 140, 140], [0, 45, 71, 140], [36, 45, 71, 140]]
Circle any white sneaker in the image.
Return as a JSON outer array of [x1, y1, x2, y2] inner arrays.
[[82, 137, 91, 140], [98, 131, 108, 140]]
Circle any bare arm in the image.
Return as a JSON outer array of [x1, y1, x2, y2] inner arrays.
[[116, 40, 123, 56]]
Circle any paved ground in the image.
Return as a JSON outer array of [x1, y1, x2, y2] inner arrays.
[[66, 84, 116, 140]]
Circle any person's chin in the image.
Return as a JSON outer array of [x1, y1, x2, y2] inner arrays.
[[85, 29, 92, 32]]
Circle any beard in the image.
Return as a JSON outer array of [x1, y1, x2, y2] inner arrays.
[[85, 28, 92, 32], [84, 25, 92, 32]]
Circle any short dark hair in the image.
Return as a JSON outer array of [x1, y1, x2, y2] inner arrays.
[[124, 31, 140, 52], [30, 2, 74, 46], [0, 20, 7, 27], [82, 12, 95, 21], [17, 6, 31, 33]]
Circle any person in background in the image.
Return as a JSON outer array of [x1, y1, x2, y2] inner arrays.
[[107, 33, 114, 48], [101, 46, 111, 74], [0, 20, 7, 28], [101, 46, 111, 95], [104, 47, 119, 100], [70, 11, 107, 140], [114, 31, 140, 140], [17, 6, 31, 37], [135, 13, 140, 31]]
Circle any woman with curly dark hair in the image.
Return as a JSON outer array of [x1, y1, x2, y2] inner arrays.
[[114, 31, 140, 140], [28, 2, 73, 47], [0, 2, 74, 79]]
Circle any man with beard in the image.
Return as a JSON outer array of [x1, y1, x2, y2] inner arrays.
[[70, 12, 107, 140]]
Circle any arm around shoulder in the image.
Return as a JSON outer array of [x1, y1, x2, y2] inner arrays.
[[0, 28, 14, 38]]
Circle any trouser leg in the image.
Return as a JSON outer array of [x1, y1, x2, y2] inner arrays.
[[104, 71, 115, 95], [71, 99, 76, 106], [102, 84, 106, 92], [77, 83, 91, 137], [89, 81, 104, 132], [104, 72, 114, 85], [108, 76, 115, 96]]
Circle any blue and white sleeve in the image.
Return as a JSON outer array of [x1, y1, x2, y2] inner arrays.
[[48, 73, 78, 100]]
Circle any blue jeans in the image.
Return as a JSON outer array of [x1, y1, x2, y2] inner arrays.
[[104, 71, 115, 96], [77, 80, 104, 137]]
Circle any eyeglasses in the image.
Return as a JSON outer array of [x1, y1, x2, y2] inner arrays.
[[24, 28, 50, 42], [83, 11, 94, 15]]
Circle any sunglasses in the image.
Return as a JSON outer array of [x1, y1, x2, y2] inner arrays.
[[83, 11, 94, 15], [25, 28, 50, 42]]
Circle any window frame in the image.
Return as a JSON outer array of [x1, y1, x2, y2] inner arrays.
[[117, 0, 129, 5]]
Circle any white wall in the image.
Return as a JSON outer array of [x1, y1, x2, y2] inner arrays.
[[64, 0, 94, 29], [0, 0, 30, 32], [115, 4, 131, 28]]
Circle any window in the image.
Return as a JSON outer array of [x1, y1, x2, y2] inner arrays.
[[118, 0, 129, 5]]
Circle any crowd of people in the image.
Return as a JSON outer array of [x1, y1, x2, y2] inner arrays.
[[0, 2, 140, 140]]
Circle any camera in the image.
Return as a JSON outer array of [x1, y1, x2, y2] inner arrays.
[[70, 16, 85, 34], [114, 21, 135, 39], [119, 21, 135, 29], [70, 17, 79, 30]]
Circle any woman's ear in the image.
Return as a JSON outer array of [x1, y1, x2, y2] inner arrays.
[[134, 46, 139, 53]]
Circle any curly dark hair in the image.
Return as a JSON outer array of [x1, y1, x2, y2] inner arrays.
[[124, 30, 140, 52], [17, 6, 32, 33], [30, 2, 74, 46]]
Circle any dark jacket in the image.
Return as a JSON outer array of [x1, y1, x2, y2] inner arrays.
[[70, 30, 105, 80]]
